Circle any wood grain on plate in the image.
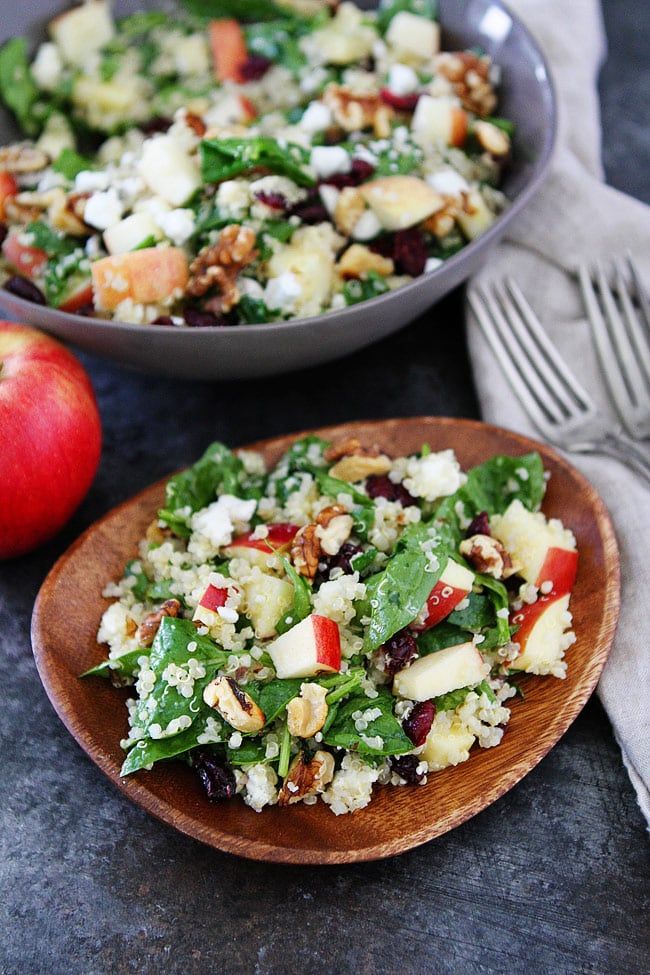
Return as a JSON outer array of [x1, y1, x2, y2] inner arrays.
[[31, 418, 620, 864]]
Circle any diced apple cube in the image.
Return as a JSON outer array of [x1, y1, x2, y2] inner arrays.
[[138, 136, 201, 207], [421, 718, 475, 770], [91, 247, 189, 311], [386, 11, 440, 60], [393, 641, 486, 701], [412, 95, 468, 148], [456, 189, 496, 240], [104, 213, 162, 256], [224, 524, 299, 570], [360, 176, 444, 231], [193, 580, 229, 628], [412, 559, 475, 631], [50, 0, 115, 66], [510, 593, 574, 676], [491, 499, 577, 587], [243, 573, 294, 641], [267, 614, 341, 679]]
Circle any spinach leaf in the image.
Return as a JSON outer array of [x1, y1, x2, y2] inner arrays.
[[434, 679, 496, 712], [158, 441, 245, 536], [26, 221, 77, 258], [484, 116, 515, 137], [267, 435, 330, 503], [245, 678, 304, 724], [0, 38, 39, 135], [322, 688, 412, 756], [448, 591, 494, 631], [182, 0, 291, 20], [226, 737, 268, 766], [81, 648, 146, 680], [416, 621, 468, 656], [351, 505, 375, 542], [377, 0, 438, 33], [257, 219, 296, 260], [238, 294, 270, 324], [315, 470, 373, 507], [118, 11, 169, 34], [350, 546, 379, 575], [123, 559, 150, 602], [43, 250, 90, 308], [147, 579, 182, 604], [373, 146, 423, 177], [201, 137, 315, 187], [53, 148, 94, 180], [133, 618, 229, 737], [475, 574, 511, 645], [361, 522, 448, 651], [275, 557, 312, 635], [343, 272, 389, 305], [121, 723, 207, 776]]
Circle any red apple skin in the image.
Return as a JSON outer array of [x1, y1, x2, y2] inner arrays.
[[2, 234, 48, 279], [411, 580, 470, 632], [226, 523, 298, 554], [199, 584, 228, 612], [59, 280, 94, 314], [312, 614, 342, 672], [0, 172, 18, 218], [0, 322, 102, 559], [511, 547, 578, 653]]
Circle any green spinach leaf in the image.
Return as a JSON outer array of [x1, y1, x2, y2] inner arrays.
[[322, 688, 412, 756], [158, 441, 246, 536], [201, 137, 315, 187], [245, 678, 304, 724], [377, 0, 438, 33], [53, 148, 94, 180], [275, 557, 312, 635], [121, 722, 207, 775], [81, 648, 146, 680], [0, 38, 39, 135]]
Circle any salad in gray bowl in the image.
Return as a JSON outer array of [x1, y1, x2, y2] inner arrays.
[[0, 0, 556, 378]]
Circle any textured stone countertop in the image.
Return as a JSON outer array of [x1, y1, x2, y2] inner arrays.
[[1, 2, 648, 973]]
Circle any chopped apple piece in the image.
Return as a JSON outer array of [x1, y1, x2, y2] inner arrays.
[[411, 559, 475, 632], [412, 95, 468, 148], [243, 573, 294, 640], [393, 641, 486, 701], [510, 593, 574, 676], [104, 213, 162, 256], [421, 718, 475, 770], [209, 18, 248, 82], [491, 499, 577, 587], [91, 247, 189, 311], [49, 0, 115, 66], [456, 189, 496, 240], [224, 523, 299, 570], [2, 234, 48, 278], [386, 11, 440, 60], [0, 172, 18, 219], [267, 614, 341, 679], [360, 176, 444, 231], [138, 135, 201, 207], [58, 278, 93, 313], [193, 579, 230, 628]]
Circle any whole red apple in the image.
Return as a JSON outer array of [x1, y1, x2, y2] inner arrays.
[[0, 322, 102, 559]]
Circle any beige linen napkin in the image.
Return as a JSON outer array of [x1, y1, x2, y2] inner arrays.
[[467, 0, 650, 821]]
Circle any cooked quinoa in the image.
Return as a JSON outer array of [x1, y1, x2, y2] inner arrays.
[[0, 0, 511, 325], [88, 433, 578, 815]]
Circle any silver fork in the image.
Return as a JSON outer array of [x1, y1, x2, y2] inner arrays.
[[578, 255, 650, 439], [469, 278, 650, 484]]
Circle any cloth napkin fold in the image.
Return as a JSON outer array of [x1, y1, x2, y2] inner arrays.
[[466, 0, 650, 821]]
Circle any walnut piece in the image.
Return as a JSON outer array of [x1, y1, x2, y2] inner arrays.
[[278, 750, 335, 805], [324, 437, 384, 462], [336, 244, 394, 279], [459, 534, 518, 579], [286, 683, 329, 738], [290, 523, 321, 580], [328, 454, 392, 482], [136, 598, 182, 647], [203, 675, 266, 733], [187, 224, 258, 313], [323, 84, 394, 137], [0, 143, 49, 174], [434, 52, 497, 117], [315, 504, 354, 556]]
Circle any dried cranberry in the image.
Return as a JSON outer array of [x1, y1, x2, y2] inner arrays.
[[365, 474, 416, 507], [152, 315, 174, 326], [290, 201, 329, 224], [466, 511, 491, 537], [379, 88, 420, 112], [403, 700, 435, 746], [183, 308, 229, 328], [383, 629, 418, 678], [3, 275, 46, 305], [390, 754, 426, 785], [140, 116, 172, 135], [320, 158, 376, 189], [0, 222, 7, 247], [255, 191, 287, 210], [393, 228, 428, 276], [239, 55, 272, 81], [192, 750, 236, 802], [315, 542, 364, 586]]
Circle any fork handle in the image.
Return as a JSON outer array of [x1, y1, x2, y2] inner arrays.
[[594, 433, 650, 485]]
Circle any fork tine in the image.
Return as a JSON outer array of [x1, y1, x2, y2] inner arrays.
[[595, 260, 649, 406], [579, 263, 638, 426], [627, 254, 650, 333], [502, 278, 595, 413], [614, 258, 650, 387], [469, 288, 556, 437]]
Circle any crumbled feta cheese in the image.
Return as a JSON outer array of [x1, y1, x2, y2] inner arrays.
[[265, 272, 302, 312], [299, 101, 333, 133], [84, 189, 124, 231], [310, 145, 352, 179], [390, 449, 466, 502], [387, 63, 419, 96], [190, 495, 257, 549], [216, 179, 251, 219], [155, 207, 196, 245], [425, 257, 443, 272], [426, 168, 470, 196]]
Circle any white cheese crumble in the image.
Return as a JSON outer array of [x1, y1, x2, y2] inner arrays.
[[310, 145, 352, 179], [84, 188, 124, 230]]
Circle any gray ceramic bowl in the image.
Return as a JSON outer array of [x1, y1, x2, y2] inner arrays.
[[0, 0, 556, 379]]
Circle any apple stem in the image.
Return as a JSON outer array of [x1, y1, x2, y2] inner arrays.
[[278, 721, 292, 778]]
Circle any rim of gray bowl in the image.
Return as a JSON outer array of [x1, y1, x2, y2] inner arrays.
[[0, 0, 558, 336]]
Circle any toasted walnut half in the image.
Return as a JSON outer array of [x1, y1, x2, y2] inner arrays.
[[287, 683, 329, 738], [459, 534, 518, 579], [290, 523, 321, 580], [278, 750, 336, 805], [434, 52, 497, 117], [203, 676, 266, 733], [323, 84, 394, 137], [315, 504, 353, 556], [0, 143, 49, 174], [187, 224, 258, 313], [136, 598, 182, 647], [329, 454, 392, 483]]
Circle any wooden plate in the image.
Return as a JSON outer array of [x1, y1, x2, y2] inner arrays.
[[31, 418, 620, 864]]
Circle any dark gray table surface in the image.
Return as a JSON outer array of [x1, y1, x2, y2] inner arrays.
[[1, 3, 649, 974]]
